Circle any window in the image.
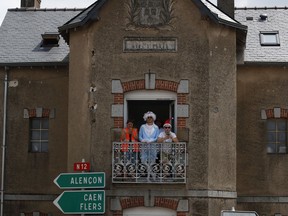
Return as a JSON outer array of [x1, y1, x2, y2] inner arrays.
[[266, 119, 287, 154], [41, 32, 60, 47], [29, 118, 49, 153], [260, 31, 280, 46]]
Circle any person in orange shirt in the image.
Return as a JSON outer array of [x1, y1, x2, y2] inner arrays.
[[120, 120, 139, 164], [121, 119, 138, 142]]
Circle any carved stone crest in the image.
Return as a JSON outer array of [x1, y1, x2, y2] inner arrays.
[[127, 0, 175, 29]]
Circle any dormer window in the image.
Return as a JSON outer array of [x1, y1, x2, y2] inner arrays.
[[41, 32, 60, 47], [260, 31, 280, 46]]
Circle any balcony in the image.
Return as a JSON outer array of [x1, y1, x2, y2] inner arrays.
[[112, 142, 187, 183]]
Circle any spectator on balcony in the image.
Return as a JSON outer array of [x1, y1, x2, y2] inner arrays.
[[139, 111, 159, 163], [120, 119, 138, 164], [157, 118, 178, 163], [120, 119, 138, 142]]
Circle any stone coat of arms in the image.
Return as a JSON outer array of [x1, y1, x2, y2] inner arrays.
[[127, 0, 175, 28]]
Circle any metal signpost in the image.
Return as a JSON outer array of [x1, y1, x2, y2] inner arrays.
[[53, 190, 105, 214], [53, 170, 106, 215], [53, 172, 105, 189]]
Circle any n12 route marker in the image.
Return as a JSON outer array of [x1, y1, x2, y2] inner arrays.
[[54, 172, 105, 189], [53, 190, 105, 214]]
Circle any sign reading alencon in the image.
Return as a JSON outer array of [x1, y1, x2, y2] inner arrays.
[[124, 37, 177, 52]]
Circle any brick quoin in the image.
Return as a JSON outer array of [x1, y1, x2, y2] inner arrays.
[[120, 197, 145, 209], [114, 117, 123, 128], [122, 80, 145, 92], [265, 109, 274, 119], [154, 197, 178, 210], [155, 80, 178, 92], [177, 93, 187, 104], [113, 210, 123, 216], [177, 117, 186, 128], [177, 212, 187, 216], [114, 93, 124, 104], [281, 108, 288, 118]]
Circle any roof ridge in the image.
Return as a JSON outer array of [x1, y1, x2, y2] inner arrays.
[[8, 8, 84, 12]]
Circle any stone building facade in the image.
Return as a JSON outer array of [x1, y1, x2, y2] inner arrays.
[[0, 0, 288, 216]]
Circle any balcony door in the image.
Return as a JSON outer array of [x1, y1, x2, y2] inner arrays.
[[124, 90, 177, 131]]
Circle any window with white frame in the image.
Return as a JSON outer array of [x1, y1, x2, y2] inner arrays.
[[260, 31, 280, 46], [266, 119, 287, 154], [29, 118, 49, 153]]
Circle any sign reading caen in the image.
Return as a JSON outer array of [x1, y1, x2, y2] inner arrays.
[[53, 190, 105, 214], [124, 37, 177, 52]]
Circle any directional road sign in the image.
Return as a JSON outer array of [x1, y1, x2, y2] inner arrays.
[[54, 172, 105, 189], [222, 211, 259, 216], [53, 190, 105, 214]]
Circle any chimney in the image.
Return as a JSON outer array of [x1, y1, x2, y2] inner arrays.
[[21, 0, 41, 8], [217, 0, 234, 18]]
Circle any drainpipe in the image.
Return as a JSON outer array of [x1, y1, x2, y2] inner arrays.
[[1, 66, 9, 216]]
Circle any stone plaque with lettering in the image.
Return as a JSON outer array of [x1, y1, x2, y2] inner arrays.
[[124, 37, 177, 52]]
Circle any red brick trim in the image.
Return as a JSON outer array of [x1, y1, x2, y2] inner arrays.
[[281, 108, 288, 118], [120, 197, 145, 209], [177, 212, 187, 216], [114, 93, 124, 104], [114, 117, 124, 128], [154, 197, 178, 210], [156, 80, 178, 92], [122, 80, 145, 92], [177, 117, 186, 128], [264, 108, 288, 119], [177, 93, 187, 104], [113, 210, 123, 216]]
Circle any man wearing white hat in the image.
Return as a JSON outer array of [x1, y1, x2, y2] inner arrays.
[[139, 111, 159, 164]]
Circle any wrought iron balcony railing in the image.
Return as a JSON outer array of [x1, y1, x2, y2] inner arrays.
[[112, 142, 186, 183]]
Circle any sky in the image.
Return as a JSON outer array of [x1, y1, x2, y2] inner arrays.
[[0, 0, 288, 26]]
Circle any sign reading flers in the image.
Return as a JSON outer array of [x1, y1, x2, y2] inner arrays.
[[53, 190, 105, 214]]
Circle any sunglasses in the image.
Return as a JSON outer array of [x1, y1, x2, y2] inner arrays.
[[164, 127, 171, 129], [147, 117, 153, 119]]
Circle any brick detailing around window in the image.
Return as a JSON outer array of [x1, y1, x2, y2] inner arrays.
[[265, 109, 274, 119], [154, 197, 178, 210], [177, 212, 187, 216], [177, 93, 187, 104], [177, 117, 186, 128], [120, 197, 145, 209], [156, 80, 178, 92], [281, 108, 288, 118], [114, 117, 124, 128], [114, 93, 124, 104], [122, 80, 145, 92], [113, 79, 188, 128], [28, 108, 50, 118], [113, 210, 123, 216], [264, 108, 288, 119]]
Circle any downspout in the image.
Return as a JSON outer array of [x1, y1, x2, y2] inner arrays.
[[0, 66, 9, 216]]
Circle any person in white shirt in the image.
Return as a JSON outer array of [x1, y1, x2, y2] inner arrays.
[[157, 118, 178, 163]]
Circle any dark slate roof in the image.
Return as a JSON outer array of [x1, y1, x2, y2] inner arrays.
[[235, 7, 288, 64], [59, 0, 246, 43], [0, 8, 82, 66]]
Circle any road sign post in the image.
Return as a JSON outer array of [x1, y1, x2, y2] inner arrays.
[[53, 190, 105, 214], [54, 172, 105, 189]]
